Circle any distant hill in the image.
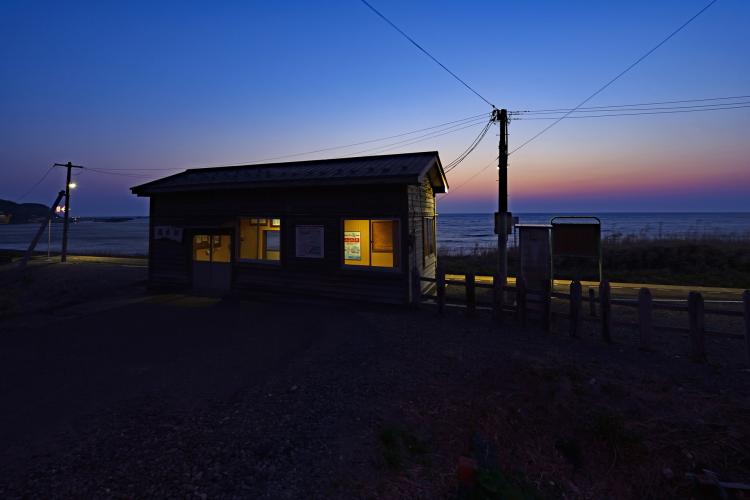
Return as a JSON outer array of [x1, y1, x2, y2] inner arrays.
[[0, 199, 50, 224]]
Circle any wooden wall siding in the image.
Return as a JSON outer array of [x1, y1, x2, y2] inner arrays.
[[234, 266, 407, 303], [153, 185, 405, 219], [407, 176, 437, 294], [148, 184, 419, 302], [150, 239, 189, 286]]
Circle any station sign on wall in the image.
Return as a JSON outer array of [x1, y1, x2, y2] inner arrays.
[[154, 226, 183, 242]]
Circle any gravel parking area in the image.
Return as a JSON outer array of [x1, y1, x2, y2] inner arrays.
[[1, 261, 749, 498]]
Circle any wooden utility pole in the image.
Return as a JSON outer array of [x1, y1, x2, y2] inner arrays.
[[494, 108, 509, 287], [54, 162, 83, 262]]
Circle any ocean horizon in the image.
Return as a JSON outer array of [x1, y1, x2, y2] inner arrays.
[[1, 212, 749, 256]]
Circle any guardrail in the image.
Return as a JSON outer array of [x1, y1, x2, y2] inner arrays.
[[420, 268, 750, 364]]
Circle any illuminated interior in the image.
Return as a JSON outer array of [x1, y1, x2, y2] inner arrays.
[[239, 218, 281, 261], [343, 219, 398, 268], [193, 234, 231, 263]]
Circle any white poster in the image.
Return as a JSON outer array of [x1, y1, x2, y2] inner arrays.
[[344, 231, 361, 260], [295, 225, 324, 258]]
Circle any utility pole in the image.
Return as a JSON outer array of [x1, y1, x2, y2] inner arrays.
[[493, 109, 510, 287], [54, 162, 83, 262]]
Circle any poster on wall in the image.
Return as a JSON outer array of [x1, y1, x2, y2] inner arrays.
[[295, 225, 324, 258], [344, 231, 361, 260]]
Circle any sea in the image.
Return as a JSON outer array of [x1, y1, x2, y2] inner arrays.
[[1, 213, 749, 256]]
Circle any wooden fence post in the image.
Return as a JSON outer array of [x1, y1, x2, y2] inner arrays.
[[638, 287, 652, 350], [542, 279, 552, 332], [744, 290, 750, 364], [600, 280, 612, 343], [589, 288, 597, 317], [465, 273, 476, 316], [516, 276, 527, 329], [493, 274, 504, 325], [436, 265, 446, 315], [569, 280, 582, 337], [688, 291, 706, 362]]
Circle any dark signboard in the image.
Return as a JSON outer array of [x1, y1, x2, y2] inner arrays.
[[552, 223, 600, 257]]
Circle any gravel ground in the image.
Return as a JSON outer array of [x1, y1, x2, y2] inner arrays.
[[1, 262, 749, 499]]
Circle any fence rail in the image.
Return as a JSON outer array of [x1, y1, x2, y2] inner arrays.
[[419, 269, 750, 364]]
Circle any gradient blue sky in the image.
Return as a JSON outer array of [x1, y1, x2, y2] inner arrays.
[[1, 0, 748, 215]]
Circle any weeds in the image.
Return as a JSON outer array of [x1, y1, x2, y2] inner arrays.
[[377, 424, 429, 470], [439, 237, 750, 288]]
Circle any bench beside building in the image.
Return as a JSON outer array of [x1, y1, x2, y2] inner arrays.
[[131, 151, 447, 304]]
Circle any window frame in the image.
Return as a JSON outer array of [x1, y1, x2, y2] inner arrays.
[[236, 216, 283, 265], [422, 216, 436, 262], [340, 217, 402, 272]]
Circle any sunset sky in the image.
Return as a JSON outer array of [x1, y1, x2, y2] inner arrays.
[[1, 0, 748, 215]]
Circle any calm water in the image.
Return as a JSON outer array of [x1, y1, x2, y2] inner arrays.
[[1, 213, 749, 256]]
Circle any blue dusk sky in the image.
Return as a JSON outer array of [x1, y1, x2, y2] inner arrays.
[[1, 0, 748, 215]]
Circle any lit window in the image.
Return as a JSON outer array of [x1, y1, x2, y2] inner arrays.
[[423, 217, 435, 258], [343, 219, 399, 268], [238, 217, 281, 261], [192, 234, 231, 263]]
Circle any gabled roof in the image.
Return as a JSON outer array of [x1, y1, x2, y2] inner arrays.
[[131, 151, 447, 196]]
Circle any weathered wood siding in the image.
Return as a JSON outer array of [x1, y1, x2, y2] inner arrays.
[[148, 184, 413, 303], [149, 197, 189, 287], [407, 176, 437, 294]]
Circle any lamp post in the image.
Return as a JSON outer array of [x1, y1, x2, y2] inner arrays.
[[53, 162, 83, 262]]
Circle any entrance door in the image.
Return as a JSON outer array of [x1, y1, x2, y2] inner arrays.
[[192, 233, 232, 294]]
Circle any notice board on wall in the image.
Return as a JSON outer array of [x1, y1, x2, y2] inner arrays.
[[344, 231, 361, 260], [295, 225, 324, 258]]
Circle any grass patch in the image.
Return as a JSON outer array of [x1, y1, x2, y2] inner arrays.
[[377, 424, 429, 470], [439, 237, 750, 288], [468, 469, 540, 500]]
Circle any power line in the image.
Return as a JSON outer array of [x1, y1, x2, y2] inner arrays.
[[512, 94, 750, 114], [443, 102, 748, 197], [444, 119, 493, 173], [87, 112, 487, 175], [84, 119, 491, 180], [509, 0, 720, 156], [230, 112, 487, 165], [441, 156, 499, 198], [359, 0, 495, 108], [90, 167, 185, 171], [513, 103, 750, 120], [15, 164, 56, 202], [337, 117, 489, 158], [84, 167, 156, 179]]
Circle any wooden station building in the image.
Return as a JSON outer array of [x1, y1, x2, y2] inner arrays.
[[131, 152, 447, 304]]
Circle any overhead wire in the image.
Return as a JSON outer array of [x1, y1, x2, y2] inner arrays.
[[336, 117, 489, 158], [444, 119, 493, 173], [508, 0, 720, 156], [15, 164, 56, 202], [513, 103, 750, 120], [359, 0, 495, 108], [513, 94, 750, 114]]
